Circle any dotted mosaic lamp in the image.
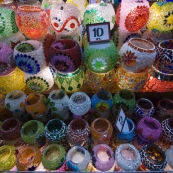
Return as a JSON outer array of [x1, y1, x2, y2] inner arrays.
[[50, 3, 81, 36], [83, 2, 115, 30], [0, 6, 18, 38], [147, 2, 173, 32], [24, 67, 54, 93]]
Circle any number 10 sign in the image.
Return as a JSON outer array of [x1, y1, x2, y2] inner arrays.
[[86, 22, 110, 43]]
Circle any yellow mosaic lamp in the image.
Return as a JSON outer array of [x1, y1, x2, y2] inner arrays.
[[0, 67, 26, 94], [147, 2, 173, 32]]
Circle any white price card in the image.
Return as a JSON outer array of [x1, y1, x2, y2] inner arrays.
[[86, 22, 110, 44], [89, 0, 97, 3], [115, 107, 129, 133]]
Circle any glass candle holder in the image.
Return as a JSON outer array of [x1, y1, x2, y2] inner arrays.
[[147, 2, 173, 32], [153, 39, 173, 74], [50, 3, 81, 35], [133, 98, 155, 119], [90, 117, 113, 145], [83, 3, 115, 30], [47, 89, 69, 121], [68, 92, 91, 118], [45, 119, 67, 143], [25, 67, 54, 93], [143, 65, 173, 92], [21, 120, 45, 146], [66, 146, 90, 171], [115, 143, 141, 171], [91, 89, 113, 113], [14, 40, 47, 74], [67, 118, 90, 147], [161, 118, 173, 144], [155, 98, 173, 122], [118, 0, 149, 32], [115, 65, 148, 91], [113, 89, 136, 112], [91, 144, 115, 171], [84, 68, 116, 92], [165, 145, 173, 169], [25, 93, 48, 117], [16, 145, 41, 171], [0, 67, 26, 94], [42, 144, 66, 170], [0, 145, 16, 171], [136, 116, 162, 145], [0, 7, 18, 37], [15, 5, 49, 40], [49, 39, 81, 73], [5, 90, 26, 116], [116, 118, 135, 142], [119, 38, 156, 73], [140, 144, 167, 171], [0, 117, 22, 141], [54, 68, 84, 93], [84, 41, 118, 73]]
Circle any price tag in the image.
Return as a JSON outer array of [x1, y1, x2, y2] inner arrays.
[[115, 107, 129, 133], [86, 22, 110, 44], [89, 0, 97, 3]]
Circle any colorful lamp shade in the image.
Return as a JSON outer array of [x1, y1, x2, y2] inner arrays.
[[140, 144, 167, 171], [47, 89, 70, 121], [44, 119, 67, 143], [50, 3, 81, 35], [21, 120, 45, 146], [153, 39, 173, 74], [0, 7, 18, 37], [24, 67, 54, 93], [66, 146, 90, 171], [136, 116, 162, 145], [0, 117, 22, 141], [0, 67, 26, 94], [68, 92, 91, 117], [84, 41, 118, 73], [15, 5, 49, 40], [113, 89, 136, 112], [83, 3, 115, 30], [115, 65, 148, 91], [0, 145, 16, 171], [84, 68, 116, 92], [119, 38, 156, 73], [14, 40, 47, 74], [118, 0, 149, 32], [16, 145, 41, 171], [49, 39, 81, 73], [91, 144, 115, 171], [54, 68, 84, 93], [42, 144, 66, 170], [5, 90, 26, 118], [25, 92, 48, 117], [142, 65, 173, 92], [115, 144, 141, 171], [67, 118, 90, 147], [90, 117, 113, 145], [147, 2, 173, 32]]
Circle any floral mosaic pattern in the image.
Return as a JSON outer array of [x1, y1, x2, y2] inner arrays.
[[15, 54, 40, 74], [91, 58, 107, 71], [121, 51, 137, 67], [96, 102, 109, 112]]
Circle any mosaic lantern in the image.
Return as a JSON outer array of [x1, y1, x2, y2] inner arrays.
[[147, 2, 173, 32], [83, 2, 115, 30], [50, 3, 81, 36], [15, 5, 49, 40]]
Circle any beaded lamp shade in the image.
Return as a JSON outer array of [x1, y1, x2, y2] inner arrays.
[[14, 40, 47, 74], [0, 7, 18, 37], [118, 0, 149, 32], [147, 2, 173, 32], [50, 3, 81, 35], [83, 3, 115, 30], [24, 67, 54, 93], [15, 5, 49, 40]]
